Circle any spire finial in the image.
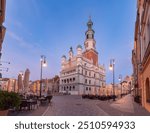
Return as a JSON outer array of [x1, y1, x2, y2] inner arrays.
[[70, 46, 73, 51], [87, 16, 93, 29]]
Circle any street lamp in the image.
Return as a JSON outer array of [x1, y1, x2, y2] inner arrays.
[[109, 59, 115, 101], [12, 79, 15, 92], [40, 55, 47, 97], [119, 74, 122, 98]]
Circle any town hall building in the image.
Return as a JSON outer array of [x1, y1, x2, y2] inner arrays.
[[59, 18, 106, 95]]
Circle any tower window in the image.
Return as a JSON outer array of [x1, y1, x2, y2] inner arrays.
[[89, 34, 92, 39], [92, 34, 94, 38], [87, 34, 89, 39]]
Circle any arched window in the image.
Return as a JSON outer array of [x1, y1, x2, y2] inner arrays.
[[73, 77, 75, 81], [87, 34, 89, 39], [146, 78, 150, 103], [86, 87, 88, 91], [70, 78, 72, 82], [73, 86, 75, 90]]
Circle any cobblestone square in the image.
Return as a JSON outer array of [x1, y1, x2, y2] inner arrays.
[[10, 94, 150, 116]]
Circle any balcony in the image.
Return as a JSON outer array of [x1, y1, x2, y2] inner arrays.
[[142, 41, 150, 66]]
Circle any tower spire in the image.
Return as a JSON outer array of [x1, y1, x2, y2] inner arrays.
[[87, 16, 93, 30], [84, 17, 96, 50], [83, 17, 98, 66]]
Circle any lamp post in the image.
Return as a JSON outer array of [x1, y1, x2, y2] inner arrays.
[[109, 59, 115, 101], [119, 74, 122, 98], [40, 55, 47, 97]]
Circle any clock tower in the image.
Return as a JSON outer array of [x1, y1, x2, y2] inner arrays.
[[83, 17, 98, 66]]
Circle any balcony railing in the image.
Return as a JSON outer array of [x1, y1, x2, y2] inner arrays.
[[142, 41, 150, 65]]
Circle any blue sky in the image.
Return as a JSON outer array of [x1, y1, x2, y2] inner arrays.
[[2, 0, 136, 83]]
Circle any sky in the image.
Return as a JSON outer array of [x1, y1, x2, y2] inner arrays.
[[2, 0, 136, 83]]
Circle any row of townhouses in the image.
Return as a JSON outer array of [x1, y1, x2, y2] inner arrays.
[[132, 0, 150, 112]]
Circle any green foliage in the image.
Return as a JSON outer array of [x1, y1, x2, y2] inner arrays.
[[0, 91, 21, 110]]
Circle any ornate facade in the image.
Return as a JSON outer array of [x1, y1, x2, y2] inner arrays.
[[132, 0, 150, 112], [59, 18, 106, 95]]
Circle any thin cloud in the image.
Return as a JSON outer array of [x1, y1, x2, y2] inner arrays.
[[30, 0, 40, 17], [7, 30, 41, 54]]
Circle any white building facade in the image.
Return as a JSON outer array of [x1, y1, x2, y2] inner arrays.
[[59, 18, 106, 95]]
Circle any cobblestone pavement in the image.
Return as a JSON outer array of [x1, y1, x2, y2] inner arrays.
[[43, 95, 109, 116], [9, 94, 150, 116], [97, 94, 150, 116], [43, 95, 150, 116]]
